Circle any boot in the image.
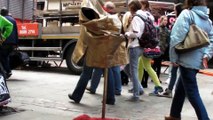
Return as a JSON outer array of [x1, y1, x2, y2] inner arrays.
[[165, 116, 181, 120]]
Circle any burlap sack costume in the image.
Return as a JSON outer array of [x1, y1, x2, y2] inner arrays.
[[72, 0, 128, 68]]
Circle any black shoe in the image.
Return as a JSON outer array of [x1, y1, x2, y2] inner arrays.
[[85, 87, 95, 94], [115, 93, 121, 96], [68, 94, 80, 103], [106, 101, 115, 105], [142, 83, 148, 88], [0, 94, 11, 106], [6, 72, 12, 79]]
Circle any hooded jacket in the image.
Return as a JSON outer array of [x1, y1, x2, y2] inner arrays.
[[72, 0, 128, 68], [170, 6, 213, 70], [0, 15, 13, 40], [3, 15, 18, 45]]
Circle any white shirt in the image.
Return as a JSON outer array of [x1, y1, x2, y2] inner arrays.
[[125, 10, 155, 48]]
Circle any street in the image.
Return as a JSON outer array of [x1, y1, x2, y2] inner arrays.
[[1, 64, 213, 120]]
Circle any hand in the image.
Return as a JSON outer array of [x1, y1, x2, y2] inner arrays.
[[203, 57, 208, 69], [0, 39, 4, 45], [172, 62, 179, 67]]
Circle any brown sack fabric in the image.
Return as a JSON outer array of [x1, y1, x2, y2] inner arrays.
[[72, 0, 128, 68]]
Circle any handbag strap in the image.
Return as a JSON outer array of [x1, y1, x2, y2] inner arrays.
[[188, 10, 196, 25]]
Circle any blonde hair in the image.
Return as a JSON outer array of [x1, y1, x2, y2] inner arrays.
[[159, 15, 167, 26]]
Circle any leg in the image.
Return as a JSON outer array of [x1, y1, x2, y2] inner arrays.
[[106, 68, 115, 104], [170, 76, 185, 118], [68, 64, 93, 103], [141, 70, 149, 88], [142, 56, 161, 87], [138, 56, 143, 81], [128, 47, 143, 99], [90, 68, 103, 93], [179, 66, 209, 120], [168, 66, 178, 91], [111, 66, 122, 95]]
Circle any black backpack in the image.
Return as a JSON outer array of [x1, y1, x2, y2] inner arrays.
[[135, 14, 159, 48]]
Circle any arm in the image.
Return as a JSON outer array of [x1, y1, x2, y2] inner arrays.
[[203, 20, 213, 68], [125, 16, 144, 39], [169, 9, 191, 63]]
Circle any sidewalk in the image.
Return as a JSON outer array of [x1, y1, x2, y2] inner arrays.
[[1, 67, 213, 120]]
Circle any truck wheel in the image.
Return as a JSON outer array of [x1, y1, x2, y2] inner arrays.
[[66, 46, 83, 75]]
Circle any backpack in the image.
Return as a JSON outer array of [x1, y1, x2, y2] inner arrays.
[[135, 14, 159, 48]]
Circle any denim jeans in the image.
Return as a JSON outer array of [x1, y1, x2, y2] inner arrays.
[[170, 66, 209, 120], [70, 64, 115, 103], [124, 47, 143, 98], [90, 66, 122, 94], [90, 68, 103, 93], [168, 66, 179, 90]]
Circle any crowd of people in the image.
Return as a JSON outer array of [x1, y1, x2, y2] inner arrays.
[[69, 0, 213, 120], [0, 0, 213, 120]]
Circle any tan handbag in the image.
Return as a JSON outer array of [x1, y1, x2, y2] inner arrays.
[[175, 11, 210, 54]]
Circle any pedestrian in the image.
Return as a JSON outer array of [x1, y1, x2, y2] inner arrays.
[[152, 15, 170, 80], [159, 3, 183, 98], [0, 11, 13, 105], [0, 8, 18, 79], [123, 0, 145, 102], [136, 0, 163, 96], [165, 0, 213, 119], [86, 1, 122, 96]]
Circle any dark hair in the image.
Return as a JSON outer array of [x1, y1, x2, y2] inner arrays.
[[0, 8, 9, 16], [140, 0, 150, 11], [183, 0, 206, 9], [175, 3, 183, 17], [128, 0, 141, 14]]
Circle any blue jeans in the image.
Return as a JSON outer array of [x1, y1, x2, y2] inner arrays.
[[70, 64, 115, 103], [168, 66, 179, 90], [170, 66, 209, 120], [124, 47, 143, 98], [90, 66, 122, 94]]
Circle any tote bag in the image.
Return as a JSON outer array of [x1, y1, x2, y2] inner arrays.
[[175, 11, 210, 54]]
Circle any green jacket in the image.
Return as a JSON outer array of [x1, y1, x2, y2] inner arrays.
[[0, 15, 13, 40]]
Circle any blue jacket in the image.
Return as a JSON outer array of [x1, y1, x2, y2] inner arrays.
[[170, 6, 213, 70], [3, 15, 18, 45]]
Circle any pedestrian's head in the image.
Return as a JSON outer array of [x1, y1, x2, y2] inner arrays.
[[159, 15, 168, 26], [104, 1, 116, 14], [174, 3, 183, 17], [183, 0, 206, 9], [139, 0, 150, 11], [128, 0, 141, 15], [0, 7, 9, 16]]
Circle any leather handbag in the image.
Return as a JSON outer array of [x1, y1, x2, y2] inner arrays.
[[175, 11, 210, 54]]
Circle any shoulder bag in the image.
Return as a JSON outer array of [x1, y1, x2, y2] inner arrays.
[[175, 10, 210, 54]]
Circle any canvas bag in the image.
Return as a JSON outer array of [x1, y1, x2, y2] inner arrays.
[[175, 11, 210, 54]]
